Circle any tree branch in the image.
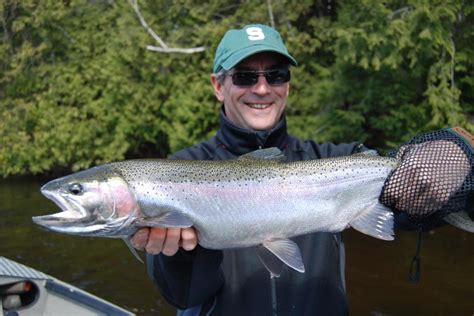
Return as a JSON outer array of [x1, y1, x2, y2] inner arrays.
[[267, 0, 275, 28], [146, 45, 205, 54], [388, 6, 411, 20], [129, 0, 205, 53]]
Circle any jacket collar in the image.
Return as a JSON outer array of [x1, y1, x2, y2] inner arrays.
[[215, 107, 290, 156]]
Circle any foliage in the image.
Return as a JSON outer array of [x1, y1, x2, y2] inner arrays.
[[286, 0, 473, 149], [1, 0, 473, 176]]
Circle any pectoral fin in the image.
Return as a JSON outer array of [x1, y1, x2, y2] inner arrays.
[[136, 212, 193, 228], [258, 239, 305, 274], [123, 238, 144, 263], [443, 211, 474, 233]]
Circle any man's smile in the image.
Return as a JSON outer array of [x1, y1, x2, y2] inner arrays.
[[244, 102, 273, 109]]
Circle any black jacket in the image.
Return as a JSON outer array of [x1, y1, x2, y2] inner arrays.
[[147, 110, 366, 316]]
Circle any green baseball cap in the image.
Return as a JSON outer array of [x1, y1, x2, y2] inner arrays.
[[213, 24, 297, 73]]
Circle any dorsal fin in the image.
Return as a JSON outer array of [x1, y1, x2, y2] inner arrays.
[[352, 149, 379, 157], [238, 148, 285, 162]]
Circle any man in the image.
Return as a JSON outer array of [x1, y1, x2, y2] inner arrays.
[[131, 24, 472, 315]]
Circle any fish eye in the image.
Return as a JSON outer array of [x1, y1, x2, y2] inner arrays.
[[68, 183, 83, 195]]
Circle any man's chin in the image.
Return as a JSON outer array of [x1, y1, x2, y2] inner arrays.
[[242, 111, 283, 131], [246, 119, 278, 131]]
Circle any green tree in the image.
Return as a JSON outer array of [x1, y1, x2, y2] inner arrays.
[[288, 0, 473, 149], [1, 0, 472, 176]]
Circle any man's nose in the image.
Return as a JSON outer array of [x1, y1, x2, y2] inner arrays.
[[251, 75, 270, 95]]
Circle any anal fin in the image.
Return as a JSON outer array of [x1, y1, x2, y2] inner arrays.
[[350, 202, 394, 240]]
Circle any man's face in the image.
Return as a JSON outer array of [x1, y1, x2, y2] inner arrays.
[[211, 52, 290, 131]]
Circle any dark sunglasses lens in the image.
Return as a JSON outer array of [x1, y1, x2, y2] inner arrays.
[[231, 68, 291, 86], [265, 69, 291, 85], [232, 72, 258, 86]]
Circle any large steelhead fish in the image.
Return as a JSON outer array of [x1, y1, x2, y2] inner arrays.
[[33, 148, 398, 275]]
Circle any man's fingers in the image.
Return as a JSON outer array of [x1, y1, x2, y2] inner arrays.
[[130, 227, 150, 250], [136, 227, 197, 256], [181, 227, 198, 251], [145, 227, 167, 255], [161, 228, 181, 256]]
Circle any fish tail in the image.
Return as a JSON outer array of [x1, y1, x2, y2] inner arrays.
[[443, 211, 474, 233]]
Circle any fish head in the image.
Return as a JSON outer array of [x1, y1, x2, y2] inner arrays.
[[32, 165, 139, 238]]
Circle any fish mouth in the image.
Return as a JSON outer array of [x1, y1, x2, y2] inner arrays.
[[32, 186, 91, 233], [33, 182, 136, 238]]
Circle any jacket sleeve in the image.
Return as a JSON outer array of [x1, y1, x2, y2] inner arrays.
[[147, 247, 224, 309]]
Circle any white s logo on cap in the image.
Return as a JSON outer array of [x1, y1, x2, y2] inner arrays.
[[246, 27, 265, 41]]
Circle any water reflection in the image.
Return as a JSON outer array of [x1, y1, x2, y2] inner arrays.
[[1, 178, 473, 315]]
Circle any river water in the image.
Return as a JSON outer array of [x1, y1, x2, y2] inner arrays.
[[1, 178, 473, 315]]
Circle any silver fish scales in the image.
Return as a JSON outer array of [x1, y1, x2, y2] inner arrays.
[[33, 148, 397, 275]]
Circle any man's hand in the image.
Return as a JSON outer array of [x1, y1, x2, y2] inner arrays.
[[381, 139, 470, 219], [131, 227, 198, 256]]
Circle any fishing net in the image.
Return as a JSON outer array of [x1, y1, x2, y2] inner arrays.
[[381, 127, 474, 224]]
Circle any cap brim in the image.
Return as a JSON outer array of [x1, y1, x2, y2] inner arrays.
[[220, 45, 297, 71]]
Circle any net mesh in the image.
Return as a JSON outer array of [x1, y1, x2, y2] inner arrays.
[[380, 128, 473, 223]]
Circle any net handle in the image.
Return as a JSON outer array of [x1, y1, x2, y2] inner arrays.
[[449, 127, 474, 151]]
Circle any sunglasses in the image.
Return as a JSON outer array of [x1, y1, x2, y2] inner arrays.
[[229, 68, 291, 87]]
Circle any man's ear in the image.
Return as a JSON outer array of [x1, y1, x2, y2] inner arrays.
[[211, 74, 225, 102]]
